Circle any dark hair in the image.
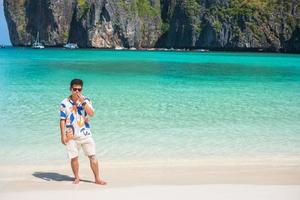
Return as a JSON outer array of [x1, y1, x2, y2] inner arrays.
[[70, 79, 83, 88]]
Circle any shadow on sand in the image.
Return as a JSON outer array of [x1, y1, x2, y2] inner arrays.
[[32, 172, 94, 183]]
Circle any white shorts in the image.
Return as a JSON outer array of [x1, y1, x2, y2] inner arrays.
[[66, 136, 96, 159]]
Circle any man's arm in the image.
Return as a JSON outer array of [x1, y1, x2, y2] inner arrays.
[[60, 119, 67, 145], [83, 103, 94, 116], [77, 94, 94, 116]]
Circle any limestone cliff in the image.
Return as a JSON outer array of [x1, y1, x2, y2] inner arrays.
[[4, 0, 300, 52]]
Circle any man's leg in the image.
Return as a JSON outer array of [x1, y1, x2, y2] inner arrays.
[[71, 157, 80, 184], [88, 155, 106, 185]]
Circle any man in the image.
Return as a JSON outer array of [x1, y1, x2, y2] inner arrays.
[[59, 79, 106, 185]]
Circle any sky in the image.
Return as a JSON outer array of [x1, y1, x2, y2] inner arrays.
[[0, 0, 11, 45]]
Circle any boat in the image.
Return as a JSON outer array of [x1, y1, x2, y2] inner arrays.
[[32, 32, 44, 49], [194, 48, 209, 52], [156, 48, 169, 51], [63, 43, 78, 49], [114, 46, 125, 50], [147, 48, 156, 51]]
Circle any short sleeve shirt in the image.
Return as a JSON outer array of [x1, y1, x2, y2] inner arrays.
[[60, 96, 94, 137]]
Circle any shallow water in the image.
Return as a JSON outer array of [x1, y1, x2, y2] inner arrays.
[[0, 48, 300, 164]]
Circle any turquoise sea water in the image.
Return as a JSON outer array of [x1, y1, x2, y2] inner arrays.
[[0, 48, 300, 164]]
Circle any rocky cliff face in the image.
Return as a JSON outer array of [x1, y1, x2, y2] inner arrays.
[[4, 0, 300, 52]]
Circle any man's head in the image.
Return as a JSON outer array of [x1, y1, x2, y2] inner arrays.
[[70, 79, 83, 95]]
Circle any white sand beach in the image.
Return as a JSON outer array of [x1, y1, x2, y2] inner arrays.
[[1, 157, 300, 200], [1, 185, 300, 200]]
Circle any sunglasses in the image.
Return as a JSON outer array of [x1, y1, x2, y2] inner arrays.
[[72, 88, 82, 92]]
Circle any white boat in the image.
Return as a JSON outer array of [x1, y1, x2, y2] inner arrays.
[[63, 43, 78, 49], [32, 32, 44, 49], [194, 49, 209, 52], [114, 46, 125, 50]]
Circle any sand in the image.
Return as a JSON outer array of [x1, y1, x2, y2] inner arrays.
[[1, 157, 300, 200]]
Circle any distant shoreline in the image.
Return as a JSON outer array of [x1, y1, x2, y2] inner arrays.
[[1, 45, 300, 54]]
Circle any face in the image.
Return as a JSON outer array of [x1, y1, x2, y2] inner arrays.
[[70, 84, 83, 96]]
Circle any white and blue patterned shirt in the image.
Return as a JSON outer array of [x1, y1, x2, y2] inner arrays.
[[60, 96, 94, 137]]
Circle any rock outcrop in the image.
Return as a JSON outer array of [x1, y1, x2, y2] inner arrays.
[[4, 0, 300, 52]]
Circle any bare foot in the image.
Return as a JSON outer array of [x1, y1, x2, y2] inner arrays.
[[95, 179, 107, 185], [73, 178, 80, 184]]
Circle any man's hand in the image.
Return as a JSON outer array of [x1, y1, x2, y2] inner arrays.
[[61, 135, 67, 145], [76, 92, 85, 103]]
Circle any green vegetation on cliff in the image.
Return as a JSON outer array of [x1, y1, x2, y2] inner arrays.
[[136, 0, 159, 17], [161, 22, 170, 34], [186, 0, 202, 34], [120, 0, 159, 18], [186, 0, 200, 16], [205, 0, 282, 39], [77, 0, 89, 18], [62, 30, 69, 42]]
